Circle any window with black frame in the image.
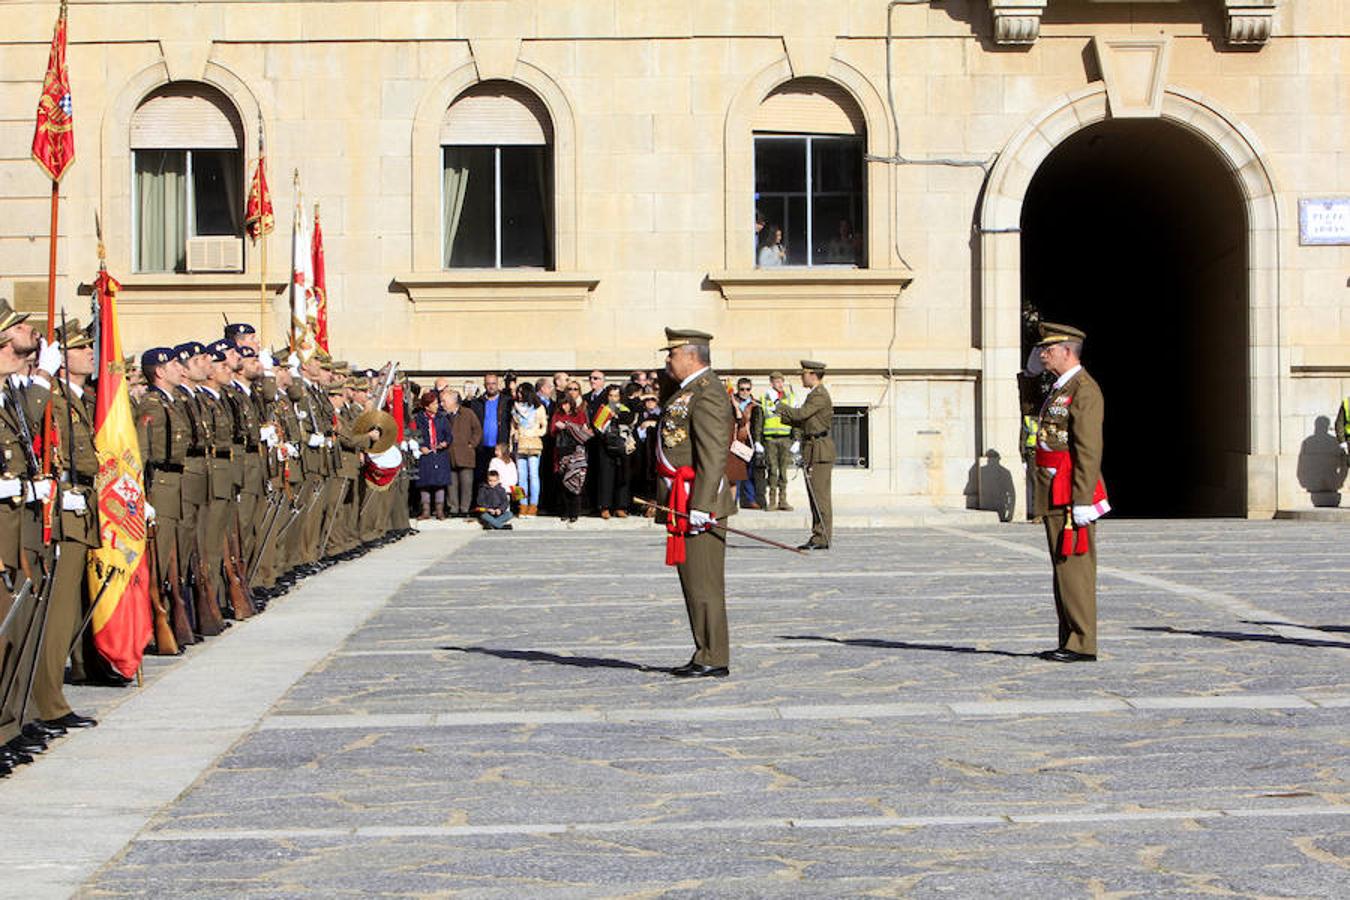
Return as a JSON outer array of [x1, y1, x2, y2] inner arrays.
[[754, 135, 865, 268], [831, 405, 869, 468], [442, 82, 554, 270]]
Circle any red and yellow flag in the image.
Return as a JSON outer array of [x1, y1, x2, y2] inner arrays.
[[88, 269, 152, 678], [32, 0, 74, 183], [311, 203, 329, 352], [593, 404, 613, 432], [244, 152, 274, 242]]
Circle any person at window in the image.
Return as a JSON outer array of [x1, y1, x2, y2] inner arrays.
[[413, 391, 451, 520], [471, 372, 512, 495], [550, 388, 592, 524], [824, 219, 862, 265], [758, 225, 786, 268], [475, 470, 513, 531], [512, 382, 546, 517], [441, 390, 481, 517]]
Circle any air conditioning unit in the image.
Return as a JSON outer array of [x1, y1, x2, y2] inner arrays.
[[185, 236, 244, 273]]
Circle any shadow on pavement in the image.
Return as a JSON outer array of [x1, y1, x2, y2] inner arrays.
[[1134, 626, 1350, 650], [441, 645, 669, 672], [778, 634, 1044, 658], [1242, 620, 1349, 634]]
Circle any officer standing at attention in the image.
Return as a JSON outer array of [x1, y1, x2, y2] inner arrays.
[[1031, 322, 1109, 663], [656, 328, 736, 678], [773, 360, 834, 550]]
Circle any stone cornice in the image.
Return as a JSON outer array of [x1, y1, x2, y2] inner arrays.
[[989, 2, 1276, 49], [1225, 1, 1276, 47], [988, 0, 1046, 47], [393, 271, 600, 312], [707, 268, 914, 310]]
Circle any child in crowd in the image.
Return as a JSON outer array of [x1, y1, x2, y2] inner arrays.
[[476, 470, 514, 530]]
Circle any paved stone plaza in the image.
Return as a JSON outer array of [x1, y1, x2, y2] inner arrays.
[[2, 519, 1348, 897]]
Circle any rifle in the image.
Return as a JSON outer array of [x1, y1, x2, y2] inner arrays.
[[145, 523, 179, 655], [164, 535, 195, 648], [318, 478, 349, 558], [8, 543, 60, 734], [189, 542, 227, 637], [373, 362, 398, 411], [222, 520, 255, 619], [245, 490, 285, 583]]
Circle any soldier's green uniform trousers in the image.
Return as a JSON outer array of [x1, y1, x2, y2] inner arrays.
[[0, 507, 45, 741], [804, 459, 832, 547], [1042, 509, 1097, 656], [762, 437, 792, 500], [676, 529, 729, 668]]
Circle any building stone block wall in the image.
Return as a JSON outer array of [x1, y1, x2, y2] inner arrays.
[[0, 0, 1346, 512]]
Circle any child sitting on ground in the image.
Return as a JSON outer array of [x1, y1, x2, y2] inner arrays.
[[476, 470, 514, 530]]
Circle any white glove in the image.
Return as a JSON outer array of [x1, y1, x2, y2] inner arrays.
[[1071, 504, 1102, 527], [37, 338, 63, 376], [283, 442, 299, 459], [0, 478, 21, 499], [259, 349, 275, 374], [754, 442, 764, 455], [687, 509, 715, 532], [260, 424, 279, 446], [286, 352, 300, 370], [790, 441, 800, 454], [25, 479, 53, 503], [61, 489, 86, 512], [1341, 442, 1348, 453], [307, 433, 324, 448], [324, 436, 334, 448], [144, 501, 156, 523]]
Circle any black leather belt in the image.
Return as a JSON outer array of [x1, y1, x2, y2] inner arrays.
[[155, 462, 185, 474], [213, 449, 233, 460], [187, 448, 206, 457], [804, 431, 829, 440], [73, 473, 95, 487]]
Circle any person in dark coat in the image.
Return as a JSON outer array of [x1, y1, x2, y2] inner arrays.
[[413, 391, 452, 519], [442, 389, 482, 516]]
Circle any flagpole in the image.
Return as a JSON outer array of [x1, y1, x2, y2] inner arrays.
[[259, 226, 268, 345], [40, 179, 58, 541], [289, 168, 300, 353]]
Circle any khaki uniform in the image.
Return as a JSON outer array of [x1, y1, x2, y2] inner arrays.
[[657, 368, 736, 668], [1031, 367, 1106, 656], [197, 386, 236, 611], [136, 386, 190, 594], [776, 384, 835, 548], [225, 380, 265, 577], [333, 402, 368, 553], [35, 382, 100, 719]]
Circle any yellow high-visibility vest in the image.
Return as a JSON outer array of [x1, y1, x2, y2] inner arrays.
[[1022, 414, 1039, 448], [761, 389, 795, 437]]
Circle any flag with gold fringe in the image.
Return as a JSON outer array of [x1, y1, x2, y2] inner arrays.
[[31, 0, 74, 183], [88, 268, 152, 677]]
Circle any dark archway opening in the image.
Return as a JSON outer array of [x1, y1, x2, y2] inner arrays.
[[1021, 119, 1248, 517]]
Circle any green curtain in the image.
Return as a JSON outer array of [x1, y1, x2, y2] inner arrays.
[[136, 150, 187, 272], [442, 148, 472, 268]]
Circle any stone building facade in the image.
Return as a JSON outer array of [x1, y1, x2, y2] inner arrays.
[[0, 1, 1346, 515]]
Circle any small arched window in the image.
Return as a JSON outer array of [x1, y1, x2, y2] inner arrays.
[[753, 78, 866, 268], [131, 82, 244, 273], [442, 81, 554, 269]]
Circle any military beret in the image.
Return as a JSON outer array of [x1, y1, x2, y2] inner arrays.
[[209, 339, 234, 356], [1035, 321, 1087, 346], [800, 359, 827, 374], [350, 377, 371, 392], [141, 347, 176, 369], [661, 327, 713, 351], [174, 341, 206, 362], [237, 345, 258, 358], [326, 384, 345, 396], [57, 317, 95, 349], [769, 370, 785, 380], [223, 322, 256, 340]]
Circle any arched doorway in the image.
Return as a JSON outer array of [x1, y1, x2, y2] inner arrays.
[[1020, 118, 1248, 516]]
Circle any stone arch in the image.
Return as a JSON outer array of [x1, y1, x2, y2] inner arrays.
[[100, 59, 266, 275], [723, 56, 894, 270], [977, 84, 1281, 515], [410, 59, 578, 273]]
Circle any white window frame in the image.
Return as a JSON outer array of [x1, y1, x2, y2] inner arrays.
[[753, 133, 866, 269], [441, 143, 552, 271], [131, 147, 244, 274]]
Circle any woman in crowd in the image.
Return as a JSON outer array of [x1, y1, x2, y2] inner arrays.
[[413, 391, 452, 519], [592, 384, 634, 519], [512, 381, 546, 516], [550, 384, 593, 524]]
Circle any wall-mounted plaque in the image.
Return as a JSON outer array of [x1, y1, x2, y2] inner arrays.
[[1299, 198, 1350, 246]]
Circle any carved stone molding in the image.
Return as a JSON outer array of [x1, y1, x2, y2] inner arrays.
[[989, 0, 1047, 47], [706, 268, 914, 311], [394, 271, 599, 312], [1225, 1, 1276, 47]]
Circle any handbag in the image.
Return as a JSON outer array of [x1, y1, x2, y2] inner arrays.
[[729, 439, 754, 462]]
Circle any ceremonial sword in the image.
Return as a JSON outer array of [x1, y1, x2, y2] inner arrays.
[[633, 497, 806, 555]]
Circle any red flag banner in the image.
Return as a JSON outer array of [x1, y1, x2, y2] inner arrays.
[[88, 270, 152, 677], [32, 0, 74, 183], [311, 204, 328, 352], [245, 155, 274, 242]]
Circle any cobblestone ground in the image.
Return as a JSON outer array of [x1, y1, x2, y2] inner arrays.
[[83, 521, 1348, 897]]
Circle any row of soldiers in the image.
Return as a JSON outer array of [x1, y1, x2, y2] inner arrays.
[[0, 309, 412, 778]]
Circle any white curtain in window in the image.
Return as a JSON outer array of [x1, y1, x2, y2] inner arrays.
[[136, 151, 187, 272], [442, 151, 471, 267]]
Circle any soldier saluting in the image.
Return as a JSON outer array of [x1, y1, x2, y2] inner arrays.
[[773, 360, 834, 550], [1031, 322, 1109, 662], [656, 328, 736, 678]]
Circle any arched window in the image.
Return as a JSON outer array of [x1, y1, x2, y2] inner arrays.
[[131, 83, 244, 273], [753, 78, 866, 268], [441, 81, 553, 269]]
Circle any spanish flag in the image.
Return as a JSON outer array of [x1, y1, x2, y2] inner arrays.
[[88, 268, 152, 678], [593, 404, 613, 432]]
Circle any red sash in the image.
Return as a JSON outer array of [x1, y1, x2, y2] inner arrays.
[[1035, 447, 1108, 557], [655, 450, 694, 566]]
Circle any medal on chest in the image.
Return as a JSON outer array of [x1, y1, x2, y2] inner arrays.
[[661, 390, 692, 449]]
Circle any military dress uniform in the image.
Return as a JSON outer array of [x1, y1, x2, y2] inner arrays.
[[655, 329, 737, 675], [1031, 322, 1109, 660], [172, 343, 213, 628], [774, 360, 834, 550]]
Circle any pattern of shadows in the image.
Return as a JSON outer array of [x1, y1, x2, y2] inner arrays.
[[1134, 626, 1350, 650], [442, 645, 669, 672], [779, 634, 1043, 659], [1243, 620, 1349, 635]]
